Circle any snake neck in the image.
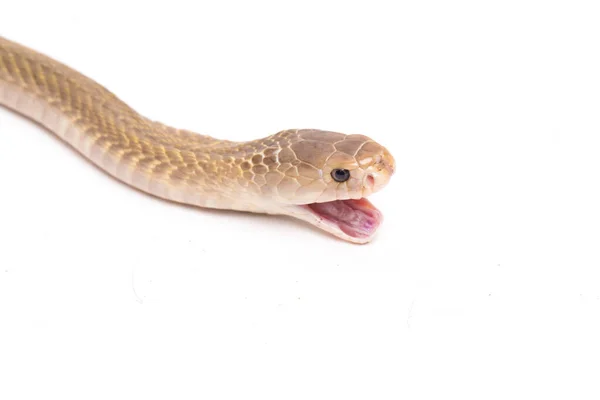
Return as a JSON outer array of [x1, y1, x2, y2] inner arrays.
[[0, 36, 285, 213]]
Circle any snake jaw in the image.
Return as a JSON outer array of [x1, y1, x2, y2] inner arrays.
[[281, 142, 394, 244], [288, 198, 383, 244]]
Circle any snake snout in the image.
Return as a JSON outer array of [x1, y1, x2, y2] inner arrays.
[[381, 149, 396, 175]]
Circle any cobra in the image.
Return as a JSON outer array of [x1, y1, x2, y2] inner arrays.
[[0, 36, 395, 244]]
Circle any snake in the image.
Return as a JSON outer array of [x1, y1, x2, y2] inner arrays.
[[0, 36, 395, 244]]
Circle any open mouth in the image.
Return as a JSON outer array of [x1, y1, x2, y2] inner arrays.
[[298, 198, 383, 243]]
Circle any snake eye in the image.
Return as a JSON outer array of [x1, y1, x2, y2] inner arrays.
[[331, 168, 350, 182]]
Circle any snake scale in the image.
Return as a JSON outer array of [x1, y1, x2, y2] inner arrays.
[[0, 36, 395, 244]]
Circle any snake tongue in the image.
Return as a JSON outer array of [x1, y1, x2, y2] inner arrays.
[[307, 198, 383, 239]]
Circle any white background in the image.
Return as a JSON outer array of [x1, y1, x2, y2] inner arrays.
[[1, 1, 600, 398]]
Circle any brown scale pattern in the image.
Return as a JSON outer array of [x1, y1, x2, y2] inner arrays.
[[0, 36, 394, 210]]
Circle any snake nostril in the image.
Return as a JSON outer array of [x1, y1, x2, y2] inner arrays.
[[366, 174, 375, 189]]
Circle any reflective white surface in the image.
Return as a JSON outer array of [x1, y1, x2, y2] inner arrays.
[[1, 1, 600, 398]]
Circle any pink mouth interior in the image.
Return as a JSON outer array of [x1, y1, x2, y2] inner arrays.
[[306, 198, 383, 239]]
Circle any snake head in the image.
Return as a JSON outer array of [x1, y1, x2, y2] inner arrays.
[[264, 129, 395, 244]]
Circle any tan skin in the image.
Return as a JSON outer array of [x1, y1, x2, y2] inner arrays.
[[0, 36, 395, 243]]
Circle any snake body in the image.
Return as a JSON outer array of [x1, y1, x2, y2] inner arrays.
[[0, 36, 395, 243]]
